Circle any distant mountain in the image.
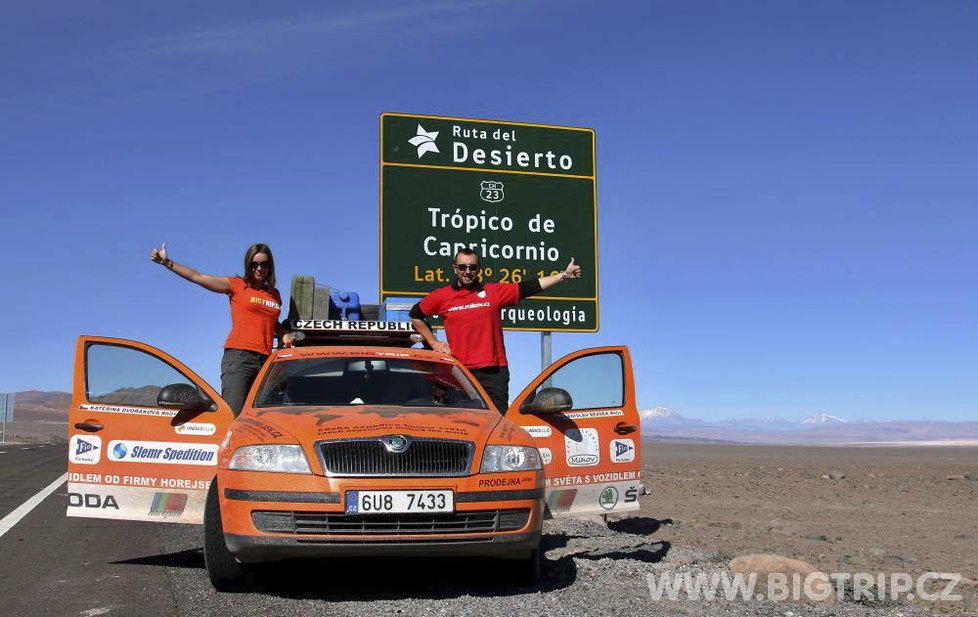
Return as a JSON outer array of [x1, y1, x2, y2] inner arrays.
[[4, 390, 71, 443], [801, 412, 849, 425], [89, 385, 161, 408], [715, 417, 800, 432], [11, 390, 71, 412], [8, 386, 162, 420], [639, 407, 704, 427], [640, 407, 676, 419], [639, 406, 978, 443]]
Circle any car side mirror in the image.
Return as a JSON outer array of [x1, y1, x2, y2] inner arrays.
[[157, 383, 215, 412], [519, 387, 573, 414]]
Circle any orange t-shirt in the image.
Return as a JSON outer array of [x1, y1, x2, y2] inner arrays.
[[223, 277, 282, 355]]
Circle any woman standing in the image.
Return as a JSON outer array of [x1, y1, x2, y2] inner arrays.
[[150, 242, 293, 414]]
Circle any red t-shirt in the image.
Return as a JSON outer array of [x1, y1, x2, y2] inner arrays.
[[223, 277, 282, 355], [419, 282, 521, 369]]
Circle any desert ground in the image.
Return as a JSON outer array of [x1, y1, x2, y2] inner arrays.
[[6, 404, 978, 614], [637, 441, 978, 613]]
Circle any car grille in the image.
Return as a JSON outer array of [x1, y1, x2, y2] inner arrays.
[[252, 509, 530, 535], [318, 438, 473, 476]]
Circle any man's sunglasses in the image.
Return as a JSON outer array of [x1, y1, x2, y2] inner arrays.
[[251, 261, 272, 270], [454, 264, 480, 271]]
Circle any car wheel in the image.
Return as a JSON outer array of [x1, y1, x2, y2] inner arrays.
[[514, 546, 542, 587], [203, 479, 251, 591]]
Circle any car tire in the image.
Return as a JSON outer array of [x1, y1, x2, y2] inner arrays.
[[514, 546, 542, 587], [203, 479, 251, 591]]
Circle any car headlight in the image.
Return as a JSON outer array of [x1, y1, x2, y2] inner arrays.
[[228, 445, 311, 473], [481, 445, 542, 472]]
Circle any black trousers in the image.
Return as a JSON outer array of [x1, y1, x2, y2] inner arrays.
[[469, 365, 510, 413], [221, 348, 268, 415]]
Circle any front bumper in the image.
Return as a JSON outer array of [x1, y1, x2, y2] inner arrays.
[[225, 529, 540, 561], [217, 469, 544, 562]]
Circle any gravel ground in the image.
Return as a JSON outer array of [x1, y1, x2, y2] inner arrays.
[[158, 514, 954, 616], [143, 442, 978, 615]]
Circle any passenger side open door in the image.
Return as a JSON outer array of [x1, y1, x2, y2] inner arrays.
[[67, 336, 235, 523], [506, 346, 642, 517]]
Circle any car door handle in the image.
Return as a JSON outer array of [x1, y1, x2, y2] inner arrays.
[[74, 422, 104, 432], [613, 423, 637, 435]]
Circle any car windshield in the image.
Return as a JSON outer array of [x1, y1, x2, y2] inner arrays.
[[253, 356, 489, 409]]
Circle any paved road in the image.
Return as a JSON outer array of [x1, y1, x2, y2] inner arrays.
[[0, 443, 63, 519], [0, 444, 182, 615], [0, 445, 568, 616], [0, 445, 943, 617]]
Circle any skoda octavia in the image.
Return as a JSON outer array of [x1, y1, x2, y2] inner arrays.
[[67, 329, 642, 590]]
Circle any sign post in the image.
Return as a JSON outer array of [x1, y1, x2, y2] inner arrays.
[[380, 112, 599, 332], [0, 393, 12, 443]]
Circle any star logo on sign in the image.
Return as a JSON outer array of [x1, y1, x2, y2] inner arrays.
[[408, 124, 440, 158]]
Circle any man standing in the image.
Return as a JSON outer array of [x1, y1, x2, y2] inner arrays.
[[410, 249, 582, 413]]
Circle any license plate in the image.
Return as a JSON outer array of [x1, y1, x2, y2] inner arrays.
[[345, 490, 454, 514]]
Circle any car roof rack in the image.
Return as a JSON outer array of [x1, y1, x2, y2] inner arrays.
[[287, 275, 421, 348], [289, 318, 420, 347]]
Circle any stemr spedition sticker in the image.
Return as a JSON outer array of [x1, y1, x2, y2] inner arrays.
[[69, 435, 102, 465], [610, 439, 635, 463], [538, 448, 552, 465], [108, 440, 217, 466], [564, 428, 599, 467]]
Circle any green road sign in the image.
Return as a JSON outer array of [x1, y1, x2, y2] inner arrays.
[[380, 112, 599, 332]]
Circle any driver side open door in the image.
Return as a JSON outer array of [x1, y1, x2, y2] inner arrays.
[[67, 336, 235, 524], [506, 346, 643, 517]]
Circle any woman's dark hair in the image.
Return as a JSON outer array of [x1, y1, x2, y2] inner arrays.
[[243, 243, 275, 289]]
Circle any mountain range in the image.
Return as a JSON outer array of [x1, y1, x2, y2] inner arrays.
[[640, 407, 978, 444], [4, 391, 975, 445]]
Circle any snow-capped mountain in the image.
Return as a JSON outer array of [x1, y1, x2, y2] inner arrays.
[[639, 407, 706, 427], [640, 407, 677, 419], [801, 412, 849, 425], [635, 405, 977, 443]]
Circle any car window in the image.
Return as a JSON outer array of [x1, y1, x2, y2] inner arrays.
[[254, 357, 488, 409], [86, 343, 194, 407], [532, 351, 624, 410]]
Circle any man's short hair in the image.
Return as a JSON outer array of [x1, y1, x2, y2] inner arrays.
[[454, 248, 479, 265]]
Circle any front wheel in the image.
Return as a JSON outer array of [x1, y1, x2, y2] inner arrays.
[[203, 479, 250, 591], [513, 545, 542, 587]]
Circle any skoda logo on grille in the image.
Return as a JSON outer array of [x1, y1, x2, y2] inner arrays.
[[385, 435, 410, 453]]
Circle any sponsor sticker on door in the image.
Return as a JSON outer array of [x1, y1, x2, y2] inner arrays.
[[107, 440, 218, 466], [523, 425, 552, 438], [174, 422, 217, 436], [610, 438, 635, 463], [565, 428, 600, 467], [69, 435, 102, 465]]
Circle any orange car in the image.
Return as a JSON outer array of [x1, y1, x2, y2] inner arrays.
[[67, 329, 643, 590]]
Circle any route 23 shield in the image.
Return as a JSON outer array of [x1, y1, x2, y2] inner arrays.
[[480, 180, 504, 203]]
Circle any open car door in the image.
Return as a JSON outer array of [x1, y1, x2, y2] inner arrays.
[[506, 346, 642, 517], [67, 336, 235, 524]]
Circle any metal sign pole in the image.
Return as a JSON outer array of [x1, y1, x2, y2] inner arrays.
[[541, 331, 552, 371], [1, 393, 7, 444], [4, 393, 12, 443]]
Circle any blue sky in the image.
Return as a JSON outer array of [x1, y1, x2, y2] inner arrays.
[[1, 1, 975, 421]]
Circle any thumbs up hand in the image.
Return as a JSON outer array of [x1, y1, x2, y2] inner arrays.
[[150, 242, 168, 265], [562, 257, 581, 281]]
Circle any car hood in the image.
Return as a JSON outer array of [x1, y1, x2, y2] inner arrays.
[[241, 405, 504, 444]]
